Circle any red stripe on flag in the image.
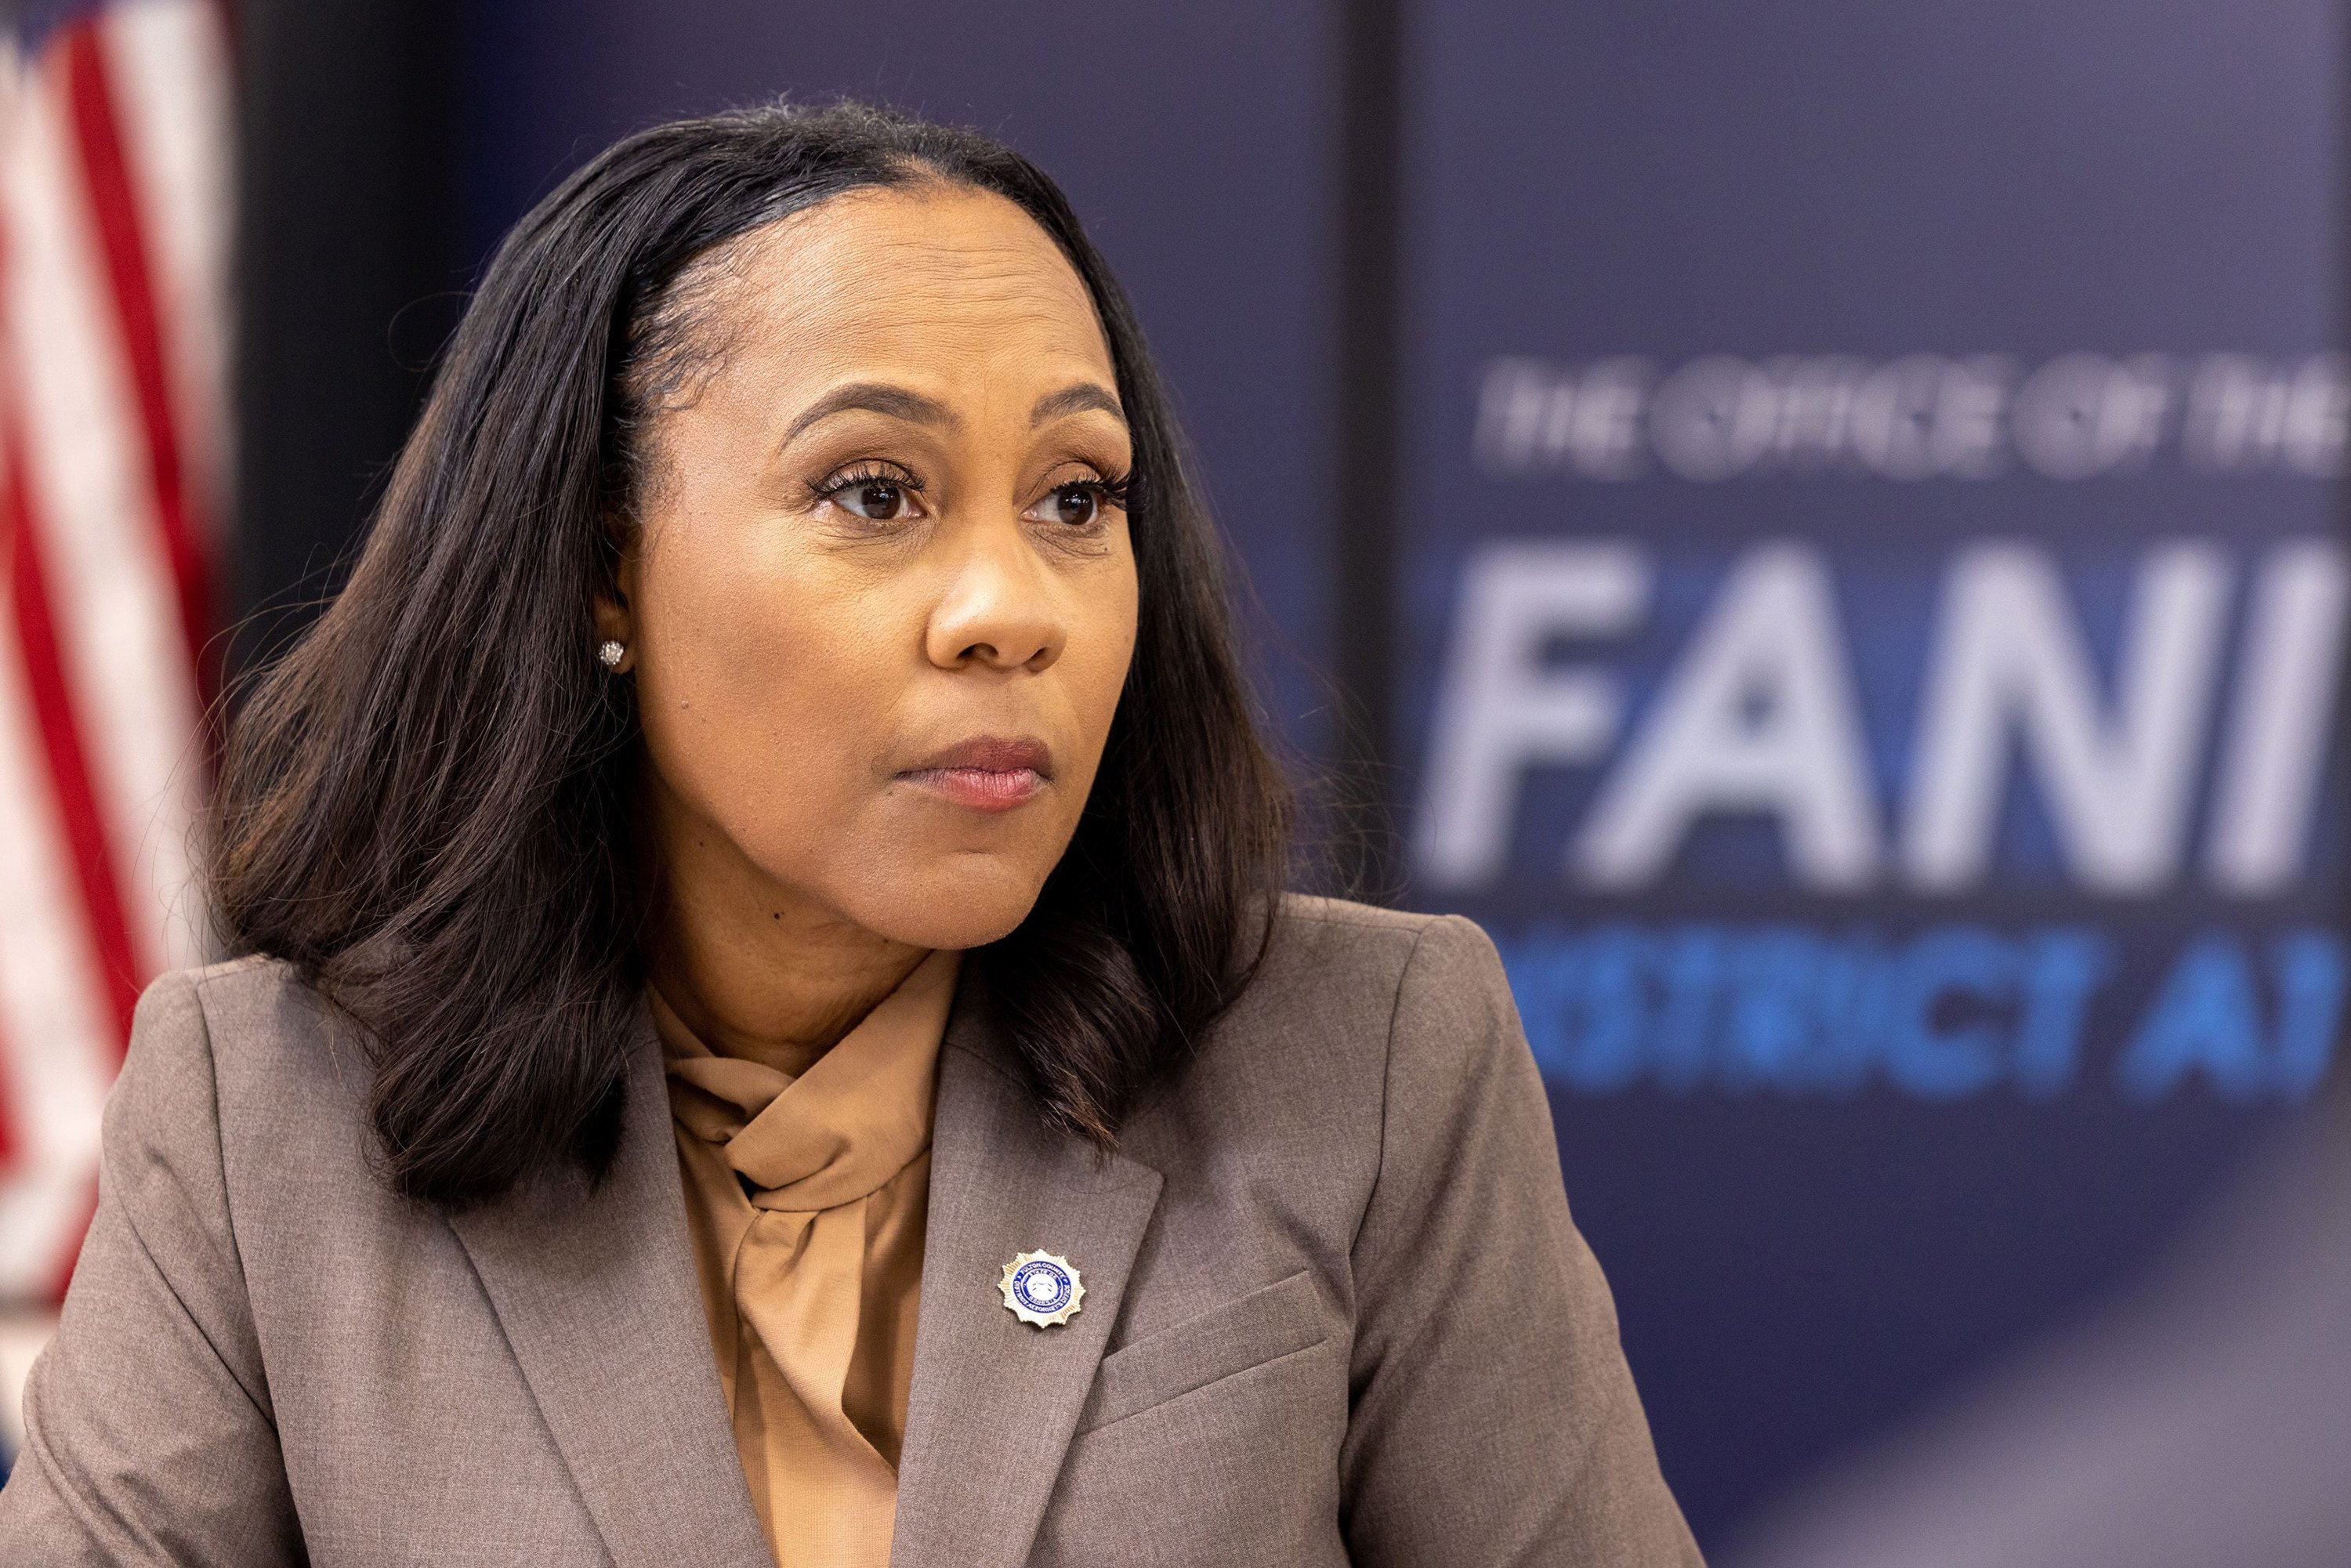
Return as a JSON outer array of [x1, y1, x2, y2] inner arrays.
[[60, 22, 216, 712], [0, 1015, 18, 1175], [0, 411, 143, 1053]]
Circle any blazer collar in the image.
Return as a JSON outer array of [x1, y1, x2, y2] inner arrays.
[[890, 983, 1165, 1568], [448, 1008, 774, 1568], [448, 980, 1163, 1568]]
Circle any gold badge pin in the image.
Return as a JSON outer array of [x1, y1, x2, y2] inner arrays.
[[1000, 1249, 1085, 1328]]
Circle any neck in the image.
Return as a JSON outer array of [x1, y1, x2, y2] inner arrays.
[[645, 802, 929, 1078]]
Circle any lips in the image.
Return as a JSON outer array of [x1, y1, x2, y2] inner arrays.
[[897, 736, 1052, 812]]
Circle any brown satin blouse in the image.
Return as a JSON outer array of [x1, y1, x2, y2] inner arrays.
[[654, 950, 958, 1568]]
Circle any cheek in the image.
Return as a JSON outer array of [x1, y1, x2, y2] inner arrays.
[[1068, 563, 1140, 747], [634, 535, 907, 842]]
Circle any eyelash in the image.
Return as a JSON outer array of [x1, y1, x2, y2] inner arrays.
[[1074, 472, 1135, 512], [806, 461, 923, 506], [805, 464, 1135, 519]]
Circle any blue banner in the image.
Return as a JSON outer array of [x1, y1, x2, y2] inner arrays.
[[1398, 0, 2342, 1541]]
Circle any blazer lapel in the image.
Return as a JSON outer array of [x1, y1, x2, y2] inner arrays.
[[890, 1000, 1164, 1568], [450, 1014, 773, 1568]]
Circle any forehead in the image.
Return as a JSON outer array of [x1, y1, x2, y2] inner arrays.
[[708, 182, 1112, 378]]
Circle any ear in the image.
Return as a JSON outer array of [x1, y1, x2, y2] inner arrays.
[[592, 546, 640, 675]]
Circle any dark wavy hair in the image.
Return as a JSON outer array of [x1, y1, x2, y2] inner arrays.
[[211, 101, 1292, 1209]]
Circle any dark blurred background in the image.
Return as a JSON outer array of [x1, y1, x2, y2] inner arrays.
[[230, 0, 2343, 1553]]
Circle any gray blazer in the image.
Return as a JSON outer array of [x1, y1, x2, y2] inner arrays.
[[0, 896, 1699, 1566]]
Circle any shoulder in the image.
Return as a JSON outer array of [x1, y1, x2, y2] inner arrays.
[[116, 957, 371, 1168], [129, 955, 350, 1080], [1226, 902, 1567, 1289], [176, 951, 327, 1018], [1132, 894, 1523, 1151], [1237, 893, 1516, 1059]]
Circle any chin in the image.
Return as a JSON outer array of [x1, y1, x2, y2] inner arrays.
[[845, 853, 1052, 951]]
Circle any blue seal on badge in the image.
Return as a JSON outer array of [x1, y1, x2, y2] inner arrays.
[[999, 1248, 1085, 1327], [1013, 1259, 1071, 1313]]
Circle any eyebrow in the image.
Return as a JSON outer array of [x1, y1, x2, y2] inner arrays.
[[781, 382, 956, 444], [1031, 382, 1126, 428], [781, 378, 1127, 445]]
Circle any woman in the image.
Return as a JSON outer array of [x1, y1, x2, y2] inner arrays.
[[0, 103, 1697, 1566]]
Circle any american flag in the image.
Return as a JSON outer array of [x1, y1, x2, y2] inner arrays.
[[0, 0, 230, 1309]]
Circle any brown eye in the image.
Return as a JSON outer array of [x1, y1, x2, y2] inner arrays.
[[835, 478, 913, 520], [1034, 483, 1101, 528]]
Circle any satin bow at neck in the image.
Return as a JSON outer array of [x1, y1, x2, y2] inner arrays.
[[661, 951, 957, 1210], [655, 949, 960, 1568]]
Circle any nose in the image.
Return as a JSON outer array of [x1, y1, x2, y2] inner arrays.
[[924, 521, 1066, 674]]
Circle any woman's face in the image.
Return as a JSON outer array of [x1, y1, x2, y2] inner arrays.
[[603, 183, 1139, 954]]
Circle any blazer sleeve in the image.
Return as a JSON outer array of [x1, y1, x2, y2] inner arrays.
[[0, 971, 305, 1566], [1339, 915, 1703, 1567]]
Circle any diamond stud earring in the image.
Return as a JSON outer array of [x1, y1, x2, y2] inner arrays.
[[596, 639, 625, 671]]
